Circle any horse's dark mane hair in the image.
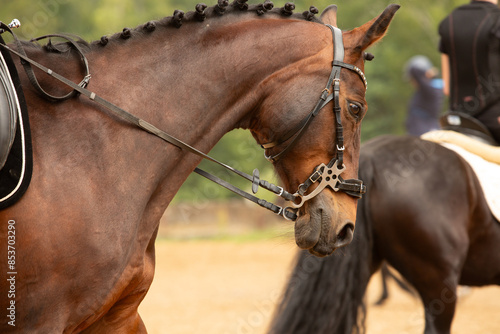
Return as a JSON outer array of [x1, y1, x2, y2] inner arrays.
[[94, 1, 322, 47], [22, 1, 323, 54]]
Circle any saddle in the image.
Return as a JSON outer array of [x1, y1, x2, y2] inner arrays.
[[420, 112, 500, 164], [439, 111, 498, 146], [0, 32, 33, 210]]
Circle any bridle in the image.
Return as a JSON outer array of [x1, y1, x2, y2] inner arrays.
[[0, 21, 366, 221], [261, 25, 367, 211], [262, 25, 367, 164]]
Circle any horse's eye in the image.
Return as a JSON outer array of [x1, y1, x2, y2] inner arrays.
[[348, 102, 361, 115]]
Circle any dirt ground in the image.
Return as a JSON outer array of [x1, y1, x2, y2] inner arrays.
[[139, 238, 500, 334]]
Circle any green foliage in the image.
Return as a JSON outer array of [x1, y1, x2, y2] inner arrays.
[[2, 0, 468, 201]]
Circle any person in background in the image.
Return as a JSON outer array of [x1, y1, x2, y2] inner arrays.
[[438, 0, 500, 143], [404, 55, 444, 136]]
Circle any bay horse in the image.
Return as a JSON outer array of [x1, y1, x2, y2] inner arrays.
[[0, 2, 398, 333], [268, 135, 500, 334]]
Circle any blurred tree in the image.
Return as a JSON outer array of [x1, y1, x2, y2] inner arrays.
[[1, 0, 467, 202]]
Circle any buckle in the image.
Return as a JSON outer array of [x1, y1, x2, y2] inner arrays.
[[276, 186, 284, 197], [79, 74, 91, 88], [252, 169, 260, 194], [309, 169, 322, 183], [8, 19, 21, 29], [281, 207, 297, 221]]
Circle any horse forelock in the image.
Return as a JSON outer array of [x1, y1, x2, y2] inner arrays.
[[25, 1, 323, 54]]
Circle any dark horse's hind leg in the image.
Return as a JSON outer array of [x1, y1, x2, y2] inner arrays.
[[373, 215, 463, 333], [386, 248, 461, 334], [381, 233, 462, 334], [414, 274, 459, 334], [382, 221, 464, 334]]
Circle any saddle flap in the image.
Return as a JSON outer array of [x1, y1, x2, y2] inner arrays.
[[0, 32, 33, 210], [0, 50, 18, 169]]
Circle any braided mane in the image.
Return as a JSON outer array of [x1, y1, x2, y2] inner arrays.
[[20, 1, 322, 54], [92, 1, 322, 48]]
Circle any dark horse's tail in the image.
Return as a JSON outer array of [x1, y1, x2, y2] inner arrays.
[[268, 153, 376, 334]]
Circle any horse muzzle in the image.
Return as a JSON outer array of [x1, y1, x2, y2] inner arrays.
[[294, 191, 355, 257]]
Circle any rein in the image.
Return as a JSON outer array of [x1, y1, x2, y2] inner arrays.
[[0, 20, 366, 221]]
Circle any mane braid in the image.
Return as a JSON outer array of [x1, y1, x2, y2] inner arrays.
[[257, 0, 275, 15], [234, 0, 250, 11], [195, 3, 208, 21], [27, 1, 323, 52], [120, 28, 132, 39]]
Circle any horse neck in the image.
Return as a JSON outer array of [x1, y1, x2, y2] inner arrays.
[[82, 17, 327, 193], [22, 15, 328, 222]]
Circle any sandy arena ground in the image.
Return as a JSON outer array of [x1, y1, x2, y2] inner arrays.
[[140, 238, 500, 334]]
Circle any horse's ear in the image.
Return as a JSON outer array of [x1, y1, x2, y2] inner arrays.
[[320, 5, 338, 27], [354, 4, 400, 51]]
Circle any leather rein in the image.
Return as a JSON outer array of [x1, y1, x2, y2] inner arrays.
[[0, 21, 366, 221]]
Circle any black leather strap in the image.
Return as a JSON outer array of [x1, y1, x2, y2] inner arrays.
[[263, 94, 334, 162], [8, 29, 91, 102], [337, 177, 366, 198], [194, 168, 297, 220]]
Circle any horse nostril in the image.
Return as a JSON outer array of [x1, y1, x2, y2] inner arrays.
[[336, 222, 354, 244]]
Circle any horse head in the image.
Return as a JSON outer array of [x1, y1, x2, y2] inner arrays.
[[251, 4, 399, 256]]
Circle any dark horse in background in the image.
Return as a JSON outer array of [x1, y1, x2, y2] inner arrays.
[[269, 135, 500, 334], [0, 2, 398, 333]]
